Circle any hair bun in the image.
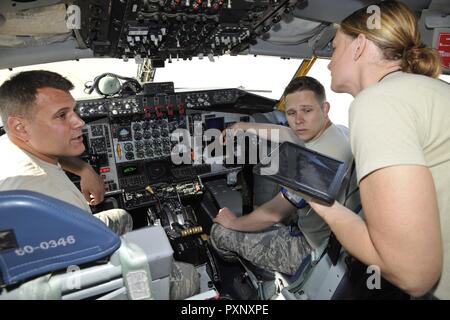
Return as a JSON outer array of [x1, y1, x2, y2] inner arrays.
[[401, 44, 441, 78], [402, 43, 424, 57]]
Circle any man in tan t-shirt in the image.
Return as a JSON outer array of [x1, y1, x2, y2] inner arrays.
[[209, 76, 355, 276], [0, 70, 200, 300], [0, 70, 132, 235]]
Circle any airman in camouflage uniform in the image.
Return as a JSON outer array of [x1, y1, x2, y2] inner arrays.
[[209, 76, 354, 277], [210, 223, 311, 275], [170, 261, 201, 299]]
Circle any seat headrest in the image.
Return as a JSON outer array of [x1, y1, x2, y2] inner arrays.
[[0, 190, 120, 285]]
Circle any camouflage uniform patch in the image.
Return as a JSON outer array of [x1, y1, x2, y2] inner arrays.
[[210, 223, 311, 275], [94, 208, 133, 236], [169, 261, 200, 300]]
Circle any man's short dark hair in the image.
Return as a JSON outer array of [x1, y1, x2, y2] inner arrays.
[[283, 76, 326, 104], [0, 70, 74, 131]]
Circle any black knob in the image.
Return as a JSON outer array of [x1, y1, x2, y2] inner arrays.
[[134, 131, 143, 140], [124, 143, 133, 151]]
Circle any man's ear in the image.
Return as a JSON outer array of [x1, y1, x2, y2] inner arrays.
[[322, 101, 331, 116], [7, 116, 29, 142], [353, 33, 367, 60]]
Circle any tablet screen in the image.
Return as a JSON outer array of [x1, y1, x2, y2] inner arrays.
[[253, 142, 348, 204]]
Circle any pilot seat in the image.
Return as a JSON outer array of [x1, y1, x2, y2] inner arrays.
[[0, 190, 174, 300]]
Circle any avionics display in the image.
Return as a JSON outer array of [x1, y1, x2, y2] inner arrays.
[[205, 117, 225, 131], [121, 164, 141, 176]]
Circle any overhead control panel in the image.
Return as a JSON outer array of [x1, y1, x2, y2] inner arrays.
[[76, 0, 298, 63]]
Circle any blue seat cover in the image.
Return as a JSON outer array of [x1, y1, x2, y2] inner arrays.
[[0, 190, 121, 285]]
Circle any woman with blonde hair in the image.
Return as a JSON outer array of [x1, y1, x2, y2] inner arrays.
[[309, 1, 450, 299]]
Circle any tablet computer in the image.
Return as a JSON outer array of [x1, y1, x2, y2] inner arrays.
[[253, 141, 348, 204]]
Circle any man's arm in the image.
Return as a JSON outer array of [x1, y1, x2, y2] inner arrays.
[[227, 122, 302, 145], [214, 193, 297, 232], [310, 165, 442, 297], [59, 156, 105, 205]]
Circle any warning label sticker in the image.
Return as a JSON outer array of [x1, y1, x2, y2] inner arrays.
[[437, 32, 450, 69]]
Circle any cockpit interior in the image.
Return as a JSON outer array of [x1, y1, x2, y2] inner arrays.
[[0, 0, 449, 300]]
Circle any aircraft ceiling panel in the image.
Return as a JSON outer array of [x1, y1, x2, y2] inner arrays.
[[292, 0, 432, 23], [76, 0, 309, 64], [248, 16, 335, 58], [0, 0, 446, 70]]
